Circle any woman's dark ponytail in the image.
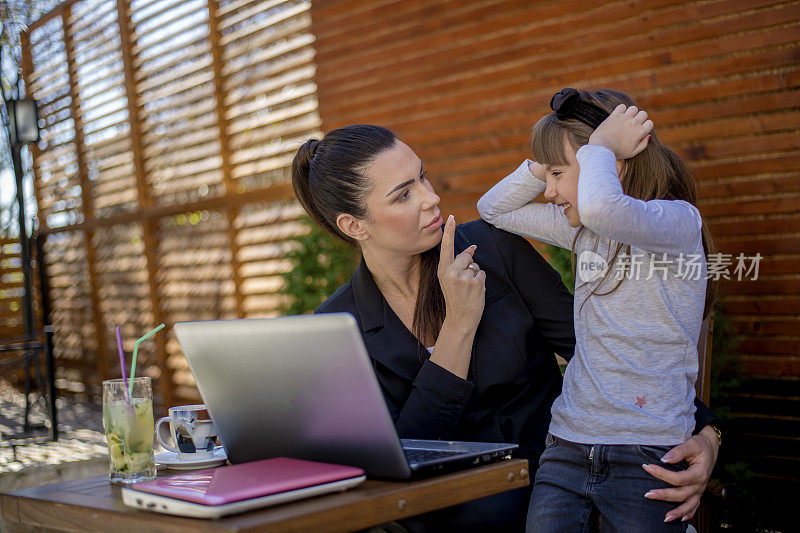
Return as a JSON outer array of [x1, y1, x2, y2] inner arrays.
[[290, 125, 396, 245], [291, 138, 334, 237]]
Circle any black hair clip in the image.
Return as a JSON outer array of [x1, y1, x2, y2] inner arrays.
[[550, 88, 610, 130]]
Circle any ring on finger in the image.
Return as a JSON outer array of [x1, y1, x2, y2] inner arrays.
[[467, 263, 479, 275]]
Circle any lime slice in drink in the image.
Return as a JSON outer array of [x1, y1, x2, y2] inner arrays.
[[108, 440, 127, 471]]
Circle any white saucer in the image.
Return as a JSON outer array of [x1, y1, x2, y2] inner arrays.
[[154, 447, 228, 470]]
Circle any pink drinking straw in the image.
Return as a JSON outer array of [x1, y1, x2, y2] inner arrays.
[[115, 326, 132, 406]]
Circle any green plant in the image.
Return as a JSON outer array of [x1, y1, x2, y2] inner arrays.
[[544, 244, 573, 375], [545, 244, 575, 293], [279, 215, 359, 315]]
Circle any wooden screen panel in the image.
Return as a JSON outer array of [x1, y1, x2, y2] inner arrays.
[[160, 199, 307, 403], [235, 200, 304, 317], [130, 0, 224, 207], [0, 235, 46, 398], [220, 0, 321, 192], [0, 240, 26, 338], [0, 239, 45, 393], [42, 231, 97, 393], [24, 0, 322, 407], [91, 223, 155, 384], [69, 0, 138, 218], [155, 210, 236, 403], [28, 11, 97, 391], [0, 237, 36, 340], [29, 18, 85, 230]]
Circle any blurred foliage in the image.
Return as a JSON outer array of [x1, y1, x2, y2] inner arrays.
[[545, 244, 572, 376], [545, 244, 574, 293], [279, 215, 359, 315]]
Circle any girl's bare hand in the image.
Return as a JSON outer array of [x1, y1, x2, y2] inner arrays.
[[528, 161, 546, 182], [589, 104, 654, 159]]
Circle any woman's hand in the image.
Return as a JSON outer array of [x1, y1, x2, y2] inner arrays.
[[427, 215, 485, 379], [588, 104, 654, 159], [528, 160, 546, 182], [642, 426, 720, 523], [438, 215, 486, 331]]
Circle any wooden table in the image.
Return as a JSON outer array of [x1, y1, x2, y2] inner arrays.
[[1, 459, 529, 532]]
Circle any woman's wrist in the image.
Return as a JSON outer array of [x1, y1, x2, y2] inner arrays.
[[700, 424, 722, 448], [431, 318, 478, 379], [441, 315, 480, 337]]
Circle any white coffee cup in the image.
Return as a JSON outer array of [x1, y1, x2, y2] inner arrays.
[[156, 404, 218, 460]]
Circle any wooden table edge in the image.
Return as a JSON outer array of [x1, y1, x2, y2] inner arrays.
[[1, 492, 21, 525], [1, 459, 530, 533]]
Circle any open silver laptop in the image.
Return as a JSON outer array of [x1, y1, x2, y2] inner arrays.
[[174, 313, 517, 478]]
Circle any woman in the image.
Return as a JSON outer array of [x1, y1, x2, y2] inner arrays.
[[291, 125, 719, 531]]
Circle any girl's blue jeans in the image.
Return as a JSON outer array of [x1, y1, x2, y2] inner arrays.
[[527, 433, 689, 532]]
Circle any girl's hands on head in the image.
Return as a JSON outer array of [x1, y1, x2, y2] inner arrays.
[[438, 215, 486, 331], [589, 104, 654, 159], [528, 161, 546, 182]]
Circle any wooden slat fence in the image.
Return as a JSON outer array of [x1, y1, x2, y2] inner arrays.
[[0, 237, 46, 389], [21, 0, 320, 407], [0, 239, 28, 340]]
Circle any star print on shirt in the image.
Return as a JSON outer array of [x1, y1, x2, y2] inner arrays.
[[635, 395, 647, 408]]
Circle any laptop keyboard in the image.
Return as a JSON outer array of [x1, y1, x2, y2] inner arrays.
[[404, 448, 465, 464]]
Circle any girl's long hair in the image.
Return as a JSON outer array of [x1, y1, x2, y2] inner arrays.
[[531, 89, 717, 318], [291, 125, 445, 351]]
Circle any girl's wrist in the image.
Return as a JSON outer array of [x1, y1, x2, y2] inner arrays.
[[527, 160, 546, 182], [587, 134, 617, 155]]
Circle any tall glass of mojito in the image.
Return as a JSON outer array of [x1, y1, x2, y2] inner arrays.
[[102, 377, 156, 483]]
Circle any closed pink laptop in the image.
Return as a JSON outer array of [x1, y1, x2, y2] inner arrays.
[[131, 457, 365, 506]]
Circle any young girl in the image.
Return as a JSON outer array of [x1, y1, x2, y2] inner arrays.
[[477, 88, 718, 531]]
